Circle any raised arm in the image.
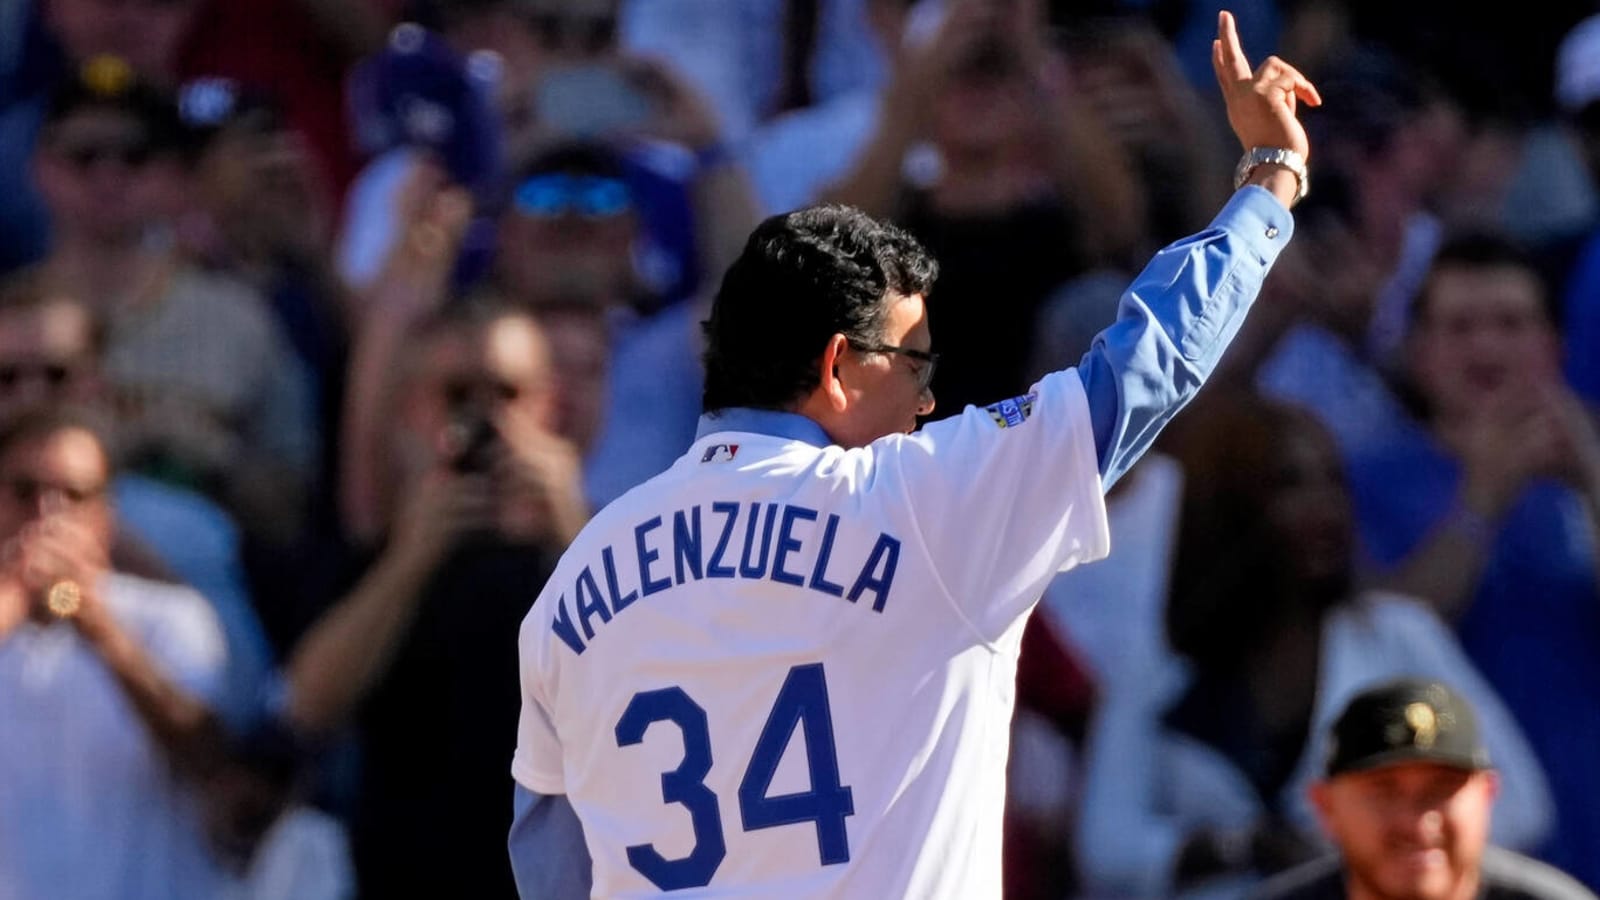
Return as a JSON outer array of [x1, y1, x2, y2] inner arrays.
[[1078, 11, 1320, 489]]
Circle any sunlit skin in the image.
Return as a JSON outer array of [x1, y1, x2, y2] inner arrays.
[[797, 292, 937, 449], [1310, 762, 1498, 900], [0, 427, 114, 626], [0, 301, 100, 420], [538, 309, 609, 455], [399, 314, 557, 458]]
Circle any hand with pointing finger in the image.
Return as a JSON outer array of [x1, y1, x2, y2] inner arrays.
[[1212, 10, 1321, 207]]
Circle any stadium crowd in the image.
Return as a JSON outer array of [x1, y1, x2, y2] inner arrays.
[[1, 0, 1598, 897]]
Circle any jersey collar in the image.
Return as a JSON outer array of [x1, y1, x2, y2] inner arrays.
[[695, 408, 833, 447]]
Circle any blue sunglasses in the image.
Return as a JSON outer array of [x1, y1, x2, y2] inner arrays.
[[513, 173, 631, 219]]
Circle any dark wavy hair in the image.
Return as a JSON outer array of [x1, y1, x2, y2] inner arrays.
[[701, 205, 938, 413]]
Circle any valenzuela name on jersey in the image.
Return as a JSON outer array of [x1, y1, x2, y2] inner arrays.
[[550, 499, 902, 656]]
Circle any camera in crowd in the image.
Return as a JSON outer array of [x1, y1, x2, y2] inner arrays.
[[445, 409, 500, 474]]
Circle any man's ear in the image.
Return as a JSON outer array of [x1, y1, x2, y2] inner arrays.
[[819, 333, 850, 412], [1308, 780, 1338, 837]]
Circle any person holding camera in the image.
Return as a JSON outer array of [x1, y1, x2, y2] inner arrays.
[[284, 300, 586, 898], [0, 406, 236, 897]]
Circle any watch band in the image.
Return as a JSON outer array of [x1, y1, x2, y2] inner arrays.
[[1233, 147, 1309, 204]]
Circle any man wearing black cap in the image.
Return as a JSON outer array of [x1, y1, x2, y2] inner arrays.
[[1255, 679, 1594, 900]]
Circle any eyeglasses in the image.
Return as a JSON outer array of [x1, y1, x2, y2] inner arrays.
[[54, 139, 155, 171], [0, 361, 81, 392], [2, 475, 107, 508], [513, 173, 632, 219], [850, 341, 939, 392]]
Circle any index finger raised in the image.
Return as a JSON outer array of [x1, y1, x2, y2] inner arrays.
[[1216, 10, 1252, 83]]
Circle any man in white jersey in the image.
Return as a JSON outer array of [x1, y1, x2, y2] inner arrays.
[[511, 11, 1320, 897]]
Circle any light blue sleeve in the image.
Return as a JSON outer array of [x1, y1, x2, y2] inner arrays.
[[1075, 186, 1295, 491], [509, 784, 592, 900]]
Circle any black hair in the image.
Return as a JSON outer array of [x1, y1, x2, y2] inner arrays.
[[1410, 231, 1551, 328], [700, 205, 938, 413]]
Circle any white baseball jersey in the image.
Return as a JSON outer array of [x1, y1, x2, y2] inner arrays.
[[513, 368, 1109, 898]]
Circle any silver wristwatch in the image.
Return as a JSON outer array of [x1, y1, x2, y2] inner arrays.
[[1233, 147, 1309, 204]]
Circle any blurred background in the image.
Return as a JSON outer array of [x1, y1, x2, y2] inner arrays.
[[1, 0, 1599, 897]]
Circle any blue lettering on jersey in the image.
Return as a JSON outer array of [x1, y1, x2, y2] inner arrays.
[[603, 546, 638, 614], [672, 507, 703, 584], [549, 502, 902, 656], [809, 514, 845, 596], [551, 593, 586, 655], [772, 505, 818, 586], [636, 516, 672, 596], [707, 502, 740, 579], [847, 535, 900, 612], [738, 502, 778, 579], [575, 566, 611, 639]]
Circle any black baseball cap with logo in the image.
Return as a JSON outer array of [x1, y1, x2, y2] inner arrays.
[[1325, 678, 1492, 778], [42, 56, 186, 155]]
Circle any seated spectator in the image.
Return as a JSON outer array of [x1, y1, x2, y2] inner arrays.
[[1347, 233, 1600, 888], [1074, 392, 1552, 899], [26, 62, 318, 547], [0, 405, 232, 898], [288, 299, 584, 898], [0, 271, 269, 733], [1256, 679, 1596, 900]]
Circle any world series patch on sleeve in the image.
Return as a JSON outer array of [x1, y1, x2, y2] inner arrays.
[[985, 393, 1036, 429]]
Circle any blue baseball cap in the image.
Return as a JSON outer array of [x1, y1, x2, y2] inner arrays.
[[346, 22, 504, 197]]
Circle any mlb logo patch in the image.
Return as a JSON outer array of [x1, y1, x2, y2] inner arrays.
[[701, 443, 740, 463], [985, 393, 1036, 429]]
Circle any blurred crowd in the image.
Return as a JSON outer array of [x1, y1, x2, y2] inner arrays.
[[1, 0, 1599, 897]]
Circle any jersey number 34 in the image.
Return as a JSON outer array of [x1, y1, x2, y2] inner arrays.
[[615, 662, 854, 891]]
